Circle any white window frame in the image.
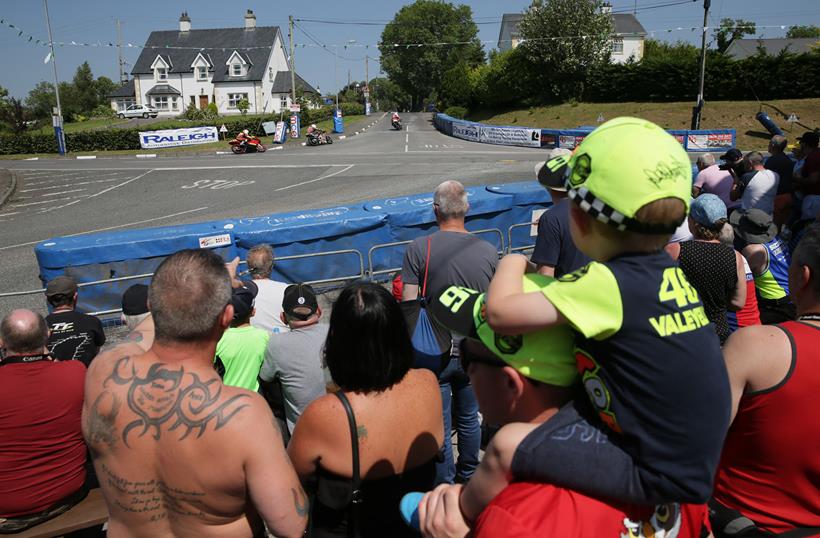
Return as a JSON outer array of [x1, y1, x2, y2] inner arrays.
[[612, 37, 624, 54], [156, 67, 168, 81], [153, 96, 169, 110], [117, 98, 135, 111], [197, 66, 208, 81], [280, 95, 288, 110], [228, 93, 249, 109], [232, 63, 243, 77], [171, 97, 179, 111]]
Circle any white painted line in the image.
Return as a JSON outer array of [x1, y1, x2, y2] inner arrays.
[[76, 155, 97, 160], [42, 188, 86, 197], [38, 199, 82, 214], [16, 164, 354, 171], [272, 146, 283, 150], [215, 151, 232, 155], [339, 136, 346, 140], [0, 206, 210, 251], [11, 196, 85, 207], [405, 144, 408, 153], [87, 169, 153, 199], [301, 142, 306, 146], [0, 211, 21, 217], [136, 154, 157, 159], [405, 133, 409, 144], [25, 157, 39, 161], [20, 178, 122, 192], [274, 164, 355, 192]]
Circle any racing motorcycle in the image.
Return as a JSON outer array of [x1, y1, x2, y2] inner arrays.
[[392, 118, 402, 130], [229, 135, 266, 154], [306, 131, 333, 146]]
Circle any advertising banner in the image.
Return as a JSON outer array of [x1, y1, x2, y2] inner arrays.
[[479, 125, 541, 148], [686, 131, 734, 151], [139, 126, 218, 149], [273, 121, 287, 144], [558, 134, 586, 150], [261, 121, 277, 135], [452, 122, 480, 142], [289, 114, 300, 138]]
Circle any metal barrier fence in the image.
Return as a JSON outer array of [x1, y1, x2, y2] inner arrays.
[[507, 222, 537, 254]]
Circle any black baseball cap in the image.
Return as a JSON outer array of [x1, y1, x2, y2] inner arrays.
[[797, 131, 819, 147], [535, 149, 573, 191], [121, 284, 149, 315], [282, 284, 318, 321], [719, 148, 743, 162], [231, 281, 258, 320]]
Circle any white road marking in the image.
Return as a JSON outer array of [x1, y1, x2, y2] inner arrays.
[[38, 199, 82, 214], [20, 178, 122, 192], [14, 165, 352, 172], [76, 155, 97, 160], [0, 211, 21, 218], [0, 207, 209, 251], [42, 189, 86, 197], [86, 169, 154, 199], [274, 164, 355, 192], [10, 196, 88, 207]]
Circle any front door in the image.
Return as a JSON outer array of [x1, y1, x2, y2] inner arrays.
[[199, 95, 208, 109]]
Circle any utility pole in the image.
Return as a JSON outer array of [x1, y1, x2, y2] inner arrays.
[[365, 55, 369, 89], [288, 15, 296, 109], [691, 0, 710, 130], [43, 0, 65, 155], [348, 69, 351, 89], [364, 55, 370, 115], [116, 18, 127, 84], [333, 45, 339, 107]]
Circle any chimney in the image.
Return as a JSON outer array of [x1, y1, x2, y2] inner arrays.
[[244, 9, 256, 29], [179, 12, 191, 32], [601, 2, 612, 14]]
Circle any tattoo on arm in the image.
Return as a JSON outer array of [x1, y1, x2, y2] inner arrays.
[[356, 424, 368, 441], [85, 391, 121, 452], [291, 487, 308, 518], [104, 356, 250, 447]]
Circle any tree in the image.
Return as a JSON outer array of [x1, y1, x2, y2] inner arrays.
[[714, 18, 756, 53], [237, 98, 250, 115], [25, 81, 56, 119], [379, 0, 484, 110], [786, 25, 820, 39], [0, 97, 31, 134], [642, 39, 699, 63], [517, 0, 613, 101], [72, 61, 97, 114], [368, 77, 411, 111], [94, 76, 118, 105]]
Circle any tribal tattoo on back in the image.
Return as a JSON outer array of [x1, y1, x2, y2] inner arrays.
[[104, 356, 250, 447]]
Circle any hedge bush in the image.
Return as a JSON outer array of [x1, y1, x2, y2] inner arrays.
[[443, 106, 468, 119]]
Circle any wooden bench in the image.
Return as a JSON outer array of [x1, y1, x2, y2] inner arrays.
[[14, 489, 108, 538]]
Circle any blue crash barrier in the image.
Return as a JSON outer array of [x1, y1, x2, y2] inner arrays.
[[362, 186, 514, 276], [434, 114, 736, 152], [35, 221, 237, 315], [230, 206, 390, 284], [485, 182, 552, 254]]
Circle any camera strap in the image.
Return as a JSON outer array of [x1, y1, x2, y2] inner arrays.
[[0, 353, 53, 366]]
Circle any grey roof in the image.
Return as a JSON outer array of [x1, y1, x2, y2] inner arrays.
[[497, 12, 646, 49], [270, 71, 318, 95], [131, 26, 281, 82], [109, 79, 135, 98], [725, 38, 819, 60], [145, 84, 181, 96], [612, 14, 646, 36]]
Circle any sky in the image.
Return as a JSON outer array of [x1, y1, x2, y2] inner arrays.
[[0, 0, 818, 99]]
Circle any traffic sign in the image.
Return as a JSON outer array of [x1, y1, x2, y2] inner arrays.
[[290, 104, 301, 112], [219, 124, 228, 133]]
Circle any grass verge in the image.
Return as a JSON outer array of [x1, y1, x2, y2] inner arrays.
[[470, 99, 819, 150]]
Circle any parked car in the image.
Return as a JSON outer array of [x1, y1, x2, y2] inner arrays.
[[118, 104, 159, 119]]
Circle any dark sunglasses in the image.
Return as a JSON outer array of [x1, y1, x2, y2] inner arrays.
[[458, 338, 507, 372]]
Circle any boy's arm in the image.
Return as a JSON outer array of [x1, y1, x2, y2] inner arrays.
[[486, 254, 565, 335]]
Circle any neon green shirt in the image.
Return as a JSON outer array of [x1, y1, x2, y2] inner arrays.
[[215, 325, 270, 391]]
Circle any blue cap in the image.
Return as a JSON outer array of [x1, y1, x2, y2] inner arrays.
[[690, 194, 727, 226]]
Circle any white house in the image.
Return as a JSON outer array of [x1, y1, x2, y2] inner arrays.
[[111, 10, 317, 117], [497, 4, 647, 64]]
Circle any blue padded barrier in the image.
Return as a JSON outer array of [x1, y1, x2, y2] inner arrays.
[[35, 221, 237, 315], [363, 187, 513, 276], [485, 182, 552, 252], [231, 206, 391, 285]]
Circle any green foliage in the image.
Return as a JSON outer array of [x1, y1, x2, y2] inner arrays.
[[714, 18, 756, 53], [237, 98, 250, 115], [379, 0, 484, 110], [182, 103, 206, 120], [443, 105, 467, 119], [786, 25, 820, 39], [0, 97, 30, 134], [205, 102, 219, 119], [369, 77, 411, 111], [518, 0, 613, 101], [72, 62, 97, 115], [91, 104, 115, 118], [26, 81, 56, 119], [94, 77, 118, 105], [339, 102, 365, 117], [642, 39, 699, 63]]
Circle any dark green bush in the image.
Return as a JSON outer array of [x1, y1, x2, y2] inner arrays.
[[443, 106, 467, 119], [339, 102, 364, 117]]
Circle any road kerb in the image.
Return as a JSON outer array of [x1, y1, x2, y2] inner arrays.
[[0, 169, 18, 210]]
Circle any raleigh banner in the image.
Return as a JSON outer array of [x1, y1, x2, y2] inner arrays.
[[139, 126, 218, 149], [452, 122, 480, 142], [479, 125, 541, 148]]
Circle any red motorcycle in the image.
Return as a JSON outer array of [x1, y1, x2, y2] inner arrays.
[[229, 135, 266, 154]]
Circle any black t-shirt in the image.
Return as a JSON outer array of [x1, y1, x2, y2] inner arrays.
[[764, 153, 794, 195], [531, 199, 591, 277], [46, 310, 105, 366]]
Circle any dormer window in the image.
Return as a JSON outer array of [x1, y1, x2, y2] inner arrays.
[[232, 64, 242, 76], [226, 51, 248, 77], [197, 66, 208, 81], [157, 67, 168, 81], [151, 55, 171, 82]]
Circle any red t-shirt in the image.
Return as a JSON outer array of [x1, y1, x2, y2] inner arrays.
[[0, 360, 87, 517], [713, 321, 820, 533], [474, 482, 710, 538]]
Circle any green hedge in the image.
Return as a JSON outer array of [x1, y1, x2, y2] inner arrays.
[[0, 106, 346, 155]]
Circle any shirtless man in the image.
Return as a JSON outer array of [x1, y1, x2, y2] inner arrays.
[[83, 249, 307, 538]]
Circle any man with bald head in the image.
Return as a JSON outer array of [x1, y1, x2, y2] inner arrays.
[[0, 309, 88, 532], [401, 180, 498, 485], [83, 249, 307, 538]]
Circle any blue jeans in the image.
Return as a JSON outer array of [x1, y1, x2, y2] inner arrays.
[[435, 356, 480, 485]]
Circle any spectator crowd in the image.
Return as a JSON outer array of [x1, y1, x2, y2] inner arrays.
[[1, 121, 818, 538]]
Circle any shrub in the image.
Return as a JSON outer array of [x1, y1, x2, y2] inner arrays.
[[443, 106, 467, 119], [237, 99, 250, 115], [92, 105, 116, 118], [182, 104, 206, 121], [205, 102, 219, 119], [339, 102, 364, 117]]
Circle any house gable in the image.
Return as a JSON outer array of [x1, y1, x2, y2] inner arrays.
[[150, 55, 170, 69], [190, 52, 211, 69]]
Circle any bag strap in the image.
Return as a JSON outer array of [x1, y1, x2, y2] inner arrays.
[[334, 390, 362, 538], [420, 235, 432, 299]]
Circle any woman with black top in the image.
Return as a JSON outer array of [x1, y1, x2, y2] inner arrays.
[[666, 194, 746, 344], [287, 282, 444, 537]]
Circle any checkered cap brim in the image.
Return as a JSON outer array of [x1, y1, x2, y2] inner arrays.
[[568, 186, 682, 235]]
